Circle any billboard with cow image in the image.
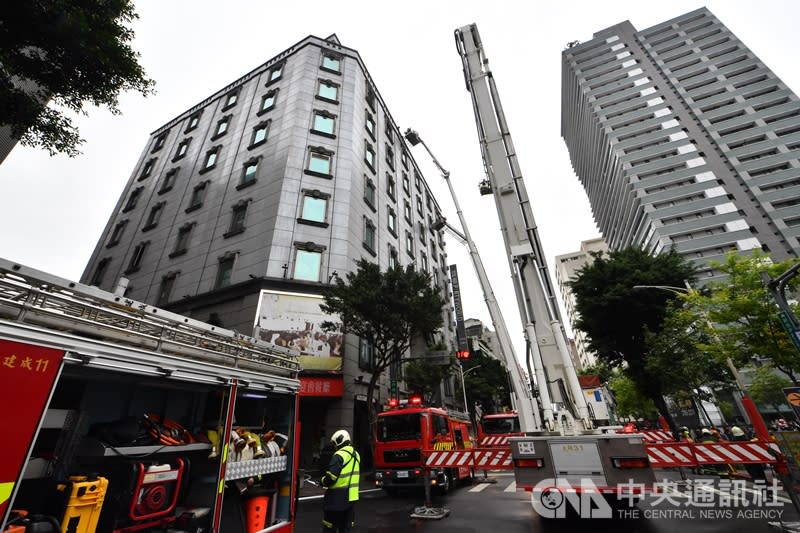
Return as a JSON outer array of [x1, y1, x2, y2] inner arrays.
[[254, 290, 343, 371]]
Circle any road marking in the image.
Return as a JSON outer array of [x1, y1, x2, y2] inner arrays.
[[468, 482, 492, 492], [504, 481, 517, 492]]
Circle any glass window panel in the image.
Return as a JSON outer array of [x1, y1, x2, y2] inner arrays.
[[302, 196, 326, 222], [309, 153, 331, 174], [254, 126, 267, 144], [322, 56, 340, 72], [319, 83, 337, 100], [294, 250, 321, 281], [314, 114, 335, 134]]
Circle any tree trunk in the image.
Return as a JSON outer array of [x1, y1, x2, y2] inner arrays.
[[365, 367, 385, 466]]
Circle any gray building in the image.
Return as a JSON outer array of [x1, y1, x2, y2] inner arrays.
[[555, 237, 608, 370], [80, 33, 457, 468], [561, 7, 800, 278]]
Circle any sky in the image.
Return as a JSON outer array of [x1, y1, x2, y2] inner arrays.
[[2, 0, 800, 362]]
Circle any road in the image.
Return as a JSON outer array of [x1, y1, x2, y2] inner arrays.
[[293, 472, 800, 532]]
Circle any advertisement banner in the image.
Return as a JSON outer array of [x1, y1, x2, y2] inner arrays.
[[255, 290, 343, 371], [0, 340, 65, 526]]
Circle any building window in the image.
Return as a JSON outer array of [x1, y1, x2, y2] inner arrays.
[[152, 132, 167, 153], [311, 110, 336, 137], [222, 90, 239, 110], [366, 85, 376, 112], [416, 196, 423, 216], [174, 138, 191, 161], [170, 223, 194, 257], [293, 243, 325, 281], [139, 158, 156, 180], [186, 181, 209, 212], [414, 170, 422, 192], [225, 201, 249, 237], [386, 173, 396, 201], [385, 143, 395, 170], [212, 115, 231, 139], [258, 89, 278, 115], [387, 207, 397, 236], [159, 168, 179, 194], [157, 272, 178, 305], [200, 146, 221, 173], [90, 257, 110, 286], [239, 159, 259, 189], [365, 112, 376, 139], [384, 121, 394, 143], [267, 63, 283, 85], [358, 337, 374, 370], [401, 150, 409, 169], [215, 253, 236, 289], [405, 230, 414, 257], [364, 176, 376, 209], [126, 241, 149, 274], [306, 147, 334, 177], [402, 172, 410, 195], [185, 111, 201, 132], [418, 221, 426, 244], [321, 54, 341, 73], [388, 246, 398, 269], [317, 79, 339, 102], [403, 199, 411, 223], [299, 190, 329, 226], [142, 201, 165, 232], [122, 186, 144, 213], [363, 218, 376, 255], [107, 220, 128, 247], [365, 142, 376, 172], [249, 121, 270, 149]]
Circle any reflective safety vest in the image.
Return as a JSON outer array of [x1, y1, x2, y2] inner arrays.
[[331, 445, 360, 502]]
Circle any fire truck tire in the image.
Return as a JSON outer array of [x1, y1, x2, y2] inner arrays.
[[436, 470, 451, 495]]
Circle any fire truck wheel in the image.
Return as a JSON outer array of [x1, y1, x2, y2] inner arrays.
[[436, 470, 451, 495]]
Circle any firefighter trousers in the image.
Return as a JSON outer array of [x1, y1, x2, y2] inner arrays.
[[322, 506, 354, 533]]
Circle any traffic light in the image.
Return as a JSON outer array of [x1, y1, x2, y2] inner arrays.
[[456, 349, 470, 360]]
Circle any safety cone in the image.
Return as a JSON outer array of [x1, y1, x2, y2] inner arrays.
[[244, 494, 269, 533]]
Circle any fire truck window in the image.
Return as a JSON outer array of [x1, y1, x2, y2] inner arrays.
[[454, 428, 464, 448], [482, 416, 520, 434], [431, 414, 448, 436], [377, 413, 421, 441]]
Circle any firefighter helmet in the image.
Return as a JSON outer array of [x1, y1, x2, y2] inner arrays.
[[331, 429, 351, 448]]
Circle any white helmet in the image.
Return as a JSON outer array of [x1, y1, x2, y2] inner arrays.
[[331, 429, 351, 448]]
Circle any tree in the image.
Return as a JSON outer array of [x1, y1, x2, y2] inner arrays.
[[747, 365, 792, 414], [607, 373, 659, 421], [0, 1, 155, 157], [461, 350, 512, 416], [320, 259, 445, 458], [404, 358, 455, 404], [690, 251, 800, 384], [568, 246, 697, 431]]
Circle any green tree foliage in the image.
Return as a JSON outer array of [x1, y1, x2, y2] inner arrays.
[[578, 361, 614, 384], [747, 365, 792, 412], [568, 246, 697, 430], [0, 1, 155, 156], [461, 350, 512, 415], [321, 259, 445, 453], [690, 251, 800, 384], [607, 373, 659, 421], [404, 358, 455, 404]]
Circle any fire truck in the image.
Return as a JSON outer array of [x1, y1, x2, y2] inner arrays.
[[373, 397, 474, 494], [477, 412, 521, 448], [0, 258, 302, 533]]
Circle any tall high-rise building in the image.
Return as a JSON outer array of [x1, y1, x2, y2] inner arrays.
[[80, 33, 457, 467], [562, 7, 800, 278]]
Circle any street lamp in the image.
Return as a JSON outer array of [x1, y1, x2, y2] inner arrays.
[[458, 363, 482, 415]]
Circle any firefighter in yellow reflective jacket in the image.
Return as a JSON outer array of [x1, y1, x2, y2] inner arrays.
[[320, 429, 360, 532]]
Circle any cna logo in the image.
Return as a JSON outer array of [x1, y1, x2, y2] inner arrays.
[[530, 478, 613, 519]]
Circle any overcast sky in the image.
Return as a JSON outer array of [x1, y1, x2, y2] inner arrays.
[[2, 1, 799, 361]]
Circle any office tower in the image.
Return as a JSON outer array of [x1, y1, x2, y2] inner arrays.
[[562, 7, 800, 279], [80, 33, 456, 467], [555, 237, 608, 369]]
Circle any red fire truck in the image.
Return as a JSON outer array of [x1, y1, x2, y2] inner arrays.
[[374, 398, 474, 494], [0, 259, 302, 533], [477, 412, 522, 447]]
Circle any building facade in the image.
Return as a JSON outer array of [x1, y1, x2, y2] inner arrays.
[[80, 33, 458, 468], [561, 8, 800, 279], [555, 237, 608, 370]]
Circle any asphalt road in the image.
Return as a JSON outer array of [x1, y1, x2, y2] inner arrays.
[[293, 472, 800, 533]]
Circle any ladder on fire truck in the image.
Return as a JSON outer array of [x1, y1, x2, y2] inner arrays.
[[0, 257, 301, 385]]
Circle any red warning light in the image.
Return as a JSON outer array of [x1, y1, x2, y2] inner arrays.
[[388, 398, 399, 407], [409, 395, 422, 405], [456, 350, 470, 360]]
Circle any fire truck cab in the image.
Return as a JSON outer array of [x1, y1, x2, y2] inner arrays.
[[374, 398, 474, 494], [477, 412, 522, 447]]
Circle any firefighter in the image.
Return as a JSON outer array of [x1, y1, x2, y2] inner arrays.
[[320, 429, 360, 533]]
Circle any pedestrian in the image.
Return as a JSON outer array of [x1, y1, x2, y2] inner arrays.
[[320, 429, 360, 533]]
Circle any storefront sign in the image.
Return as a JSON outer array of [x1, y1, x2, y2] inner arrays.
[[299, 376, 344, 397]]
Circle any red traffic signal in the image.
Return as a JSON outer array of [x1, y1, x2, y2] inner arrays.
[[456, 350, 470, 360]]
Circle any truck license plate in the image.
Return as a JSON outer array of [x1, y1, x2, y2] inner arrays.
[[396, 470, 409, 478]]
